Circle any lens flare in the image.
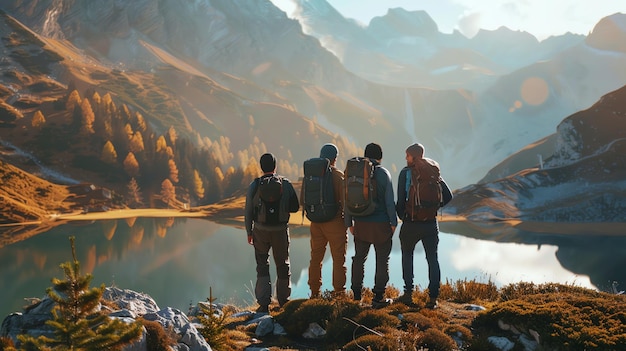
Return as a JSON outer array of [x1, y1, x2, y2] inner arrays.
[[520, 77, 549, 106]]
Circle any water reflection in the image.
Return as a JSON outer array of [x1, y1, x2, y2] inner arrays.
[[440, 221, 626, 292], [1, 218, 624, 319]]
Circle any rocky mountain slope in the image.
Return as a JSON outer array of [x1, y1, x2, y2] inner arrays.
[[446, 84, 626, 223], [285, 1, 626, 185], [0, 1, 625, 219]]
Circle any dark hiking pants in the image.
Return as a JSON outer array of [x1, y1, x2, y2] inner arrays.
[[351, 221, 394, 300], [253, 227, 291, 307], [399, 220, 440, 299]]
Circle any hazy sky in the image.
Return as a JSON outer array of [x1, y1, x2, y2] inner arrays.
[[270, 0, 624, 40]]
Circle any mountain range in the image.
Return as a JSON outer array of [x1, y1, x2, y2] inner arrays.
[[0, 0, 625, 225]]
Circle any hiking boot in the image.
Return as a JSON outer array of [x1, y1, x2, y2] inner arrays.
[[352, 289, 362, 302], [372, 298, 392, 309], [425, 298, 438, 309], [255, 305, 269, 314], [394, 293, 413, 306]]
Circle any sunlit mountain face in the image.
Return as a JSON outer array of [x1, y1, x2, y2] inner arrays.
[[0, 1, 625, 218]]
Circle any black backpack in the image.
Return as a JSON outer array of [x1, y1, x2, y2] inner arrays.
[[344, 157, 377, 216], [254, 174, 285, 225], [302, 157, 339, 223]]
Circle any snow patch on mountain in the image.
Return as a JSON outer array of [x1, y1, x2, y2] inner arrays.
[[546, 120, 582, 167]]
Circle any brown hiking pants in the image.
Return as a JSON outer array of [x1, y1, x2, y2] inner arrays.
[[308, 218, 348, 296]]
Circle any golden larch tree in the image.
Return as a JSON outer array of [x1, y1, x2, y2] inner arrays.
[[123, 152, 140, 177], [214, 166, 225, 183], [101, 92, 115, 115], [124, 123, 133, 139], [134, 112, 147, 132], [193, 169, 205, 200], [80, 98, 95, 134], [167, 126, 177, 146], [129, 131, 145, 153], [31, 110, 46, 128], [155, 135, 168, 153], [101, 141, 118, 164], [168, 159, 179, 183], [126, 177, 143, 208], [91, 91, 101, 106], [66, 89, 81, 112], [160, 178, 176, 208]]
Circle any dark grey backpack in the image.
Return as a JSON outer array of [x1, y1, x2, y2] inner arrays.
[[302, 157, 338, 223]]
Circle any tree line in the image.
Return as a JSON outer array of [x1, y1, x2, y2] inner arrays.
[[25, 84, 261, 208]]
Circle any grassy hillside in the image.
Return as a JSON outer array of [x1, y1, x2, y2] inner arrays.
[[0, 159, 71, 224]]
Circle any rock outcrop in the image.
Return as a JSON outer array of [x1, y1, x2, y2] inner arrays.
[[1, 287, 212, 351]]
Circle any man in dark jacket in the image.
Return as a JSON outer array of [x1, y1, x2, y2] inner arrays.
[[345, 143, 398, 308], [245, 153, 299, 313], [395, 143, 452, 309]]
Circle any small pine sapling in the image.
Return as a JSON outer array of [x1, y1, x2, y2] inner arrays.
[[196, 287, 230, 351], [17, 236, 143, 351]]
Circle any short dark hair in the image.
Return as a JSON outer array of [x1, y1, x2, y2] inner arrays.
[[364, 143, 383, 160], [259, 153, 276, 172]]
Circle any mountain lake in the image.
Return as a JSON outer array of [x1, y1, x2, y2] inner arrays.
[[1, 217, 624, 318]]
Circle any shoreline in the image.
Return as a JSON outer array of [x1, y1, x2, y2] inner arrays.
[[2, 209, 625, 238]]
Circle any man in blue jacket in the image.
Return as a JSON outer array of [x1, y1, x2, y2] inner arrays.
[[395, 143, 453, 309], [345, 143, 398, 308]]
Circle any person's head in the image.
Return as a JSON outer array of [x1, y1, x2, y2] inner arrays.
[[319, 143, 338, 165], [364, 142, 383, 161], [405, 143, 424, 166], [259, 153, 276, 173]]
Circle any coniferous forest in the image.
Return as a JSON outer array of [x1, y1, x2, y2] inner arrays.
[[19, 84, 259, 209]]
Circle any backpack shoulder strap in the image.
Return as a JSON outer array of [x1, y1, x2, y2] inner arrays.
[[404, 168, 411, 202]]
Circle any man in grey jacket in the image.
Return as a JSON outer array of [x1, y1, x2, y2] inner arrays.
[[245, 153, 299, 313]]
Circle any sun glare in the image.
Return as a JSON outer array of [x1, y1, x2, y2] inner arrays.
[[520, 76, 549, 106]]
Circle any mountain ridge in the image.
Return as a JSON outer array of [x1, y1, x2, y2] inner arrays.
[[0, 1, 625, 226], [447, 84, 626, 223]]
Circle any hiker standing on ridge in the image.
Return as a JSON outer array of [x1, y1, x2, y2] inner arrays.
[[345, 143, 398, 308], [302, 143, 349, 299], [395, 143, 453, 309], [245, 153, 299, 313]]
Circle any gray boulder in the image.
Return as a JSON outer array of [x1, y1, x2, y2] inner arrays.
[[1, 287, 212, 351]]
